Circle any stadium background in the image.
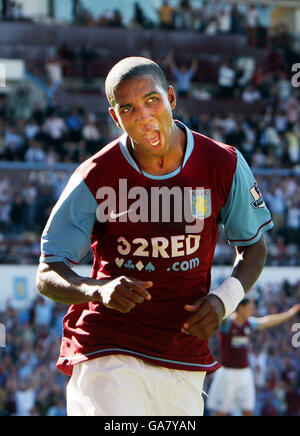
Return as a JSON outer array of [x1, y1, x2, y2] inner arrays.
[[0, 0, 299, 416]]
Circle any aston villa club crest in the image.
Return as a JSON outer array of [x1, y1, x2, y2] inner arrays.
[[190, 189, 212, 219]]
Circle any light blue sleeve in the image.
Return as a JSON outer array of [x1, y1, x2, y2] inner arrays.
[[248, 317, 260, 332], [40, 172, 98, 268], [220, 150, 273, 246], [186, 69, 196, 79], [220, 318, 232, 334]]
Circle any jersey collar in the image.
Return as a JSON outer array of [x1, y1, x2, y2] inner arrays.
[[118, 120, 194, 180]]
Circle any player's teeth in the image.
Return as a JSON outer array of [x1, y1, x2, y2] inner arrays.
[[151, 140, 160, 146]]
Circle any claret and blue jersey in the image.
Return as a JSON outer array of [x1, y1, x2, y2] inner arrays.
[[219, 317, 261, 369], [40, 121, 273, 376]]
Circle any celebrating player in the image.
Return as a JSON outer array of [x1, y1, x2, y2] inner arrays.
[[207, 298, 300, 416], [36, 57, 273, 416]]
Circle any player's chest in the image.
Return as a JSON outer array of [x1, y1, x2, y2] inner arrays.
[[230, 325, 251, 348], [94, 175, 222, 235]]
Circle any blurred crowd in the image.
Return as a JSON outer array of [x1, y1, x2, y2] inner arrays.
[[251, 280, 300, 416], [0, 73, 299, 265], [0, 0, 291, 55], [66, 0, 284, 50], [0, 277, 299, 416], [0, 167, 299, 266], [0, 0, 296, 57], [0, 45, 299, 168], [0, 101, 109, 164], [0, 296, 68, 416], [206, 277, 300, 416], [156, 0, 273, 48], [0, 0, 25, 21]]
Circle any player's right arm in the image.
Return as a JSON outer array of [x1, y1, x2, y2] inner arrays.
[[36, 172, 152, 312], [37, 262, 152, 312]]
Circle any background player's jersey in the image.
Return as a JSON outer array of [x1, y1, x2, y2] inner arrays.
[[40, 121, 273, 376], [219, 317, 261, 369]]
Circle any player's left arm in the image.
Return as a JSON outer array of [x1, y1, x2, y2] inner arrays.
[[255, 304, 300, 331], [231, 234, 268, 293], [182, 236, 268, 339], [182, 150, 273, 340]]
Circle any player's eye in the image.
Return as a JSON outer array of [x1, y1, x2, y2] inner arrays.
[[121, 106, 132, 114], [147, 97, 158, 103]]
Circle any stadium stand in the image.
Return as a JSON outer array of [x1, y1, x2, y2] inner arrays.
[[0, 0, 299, 416]]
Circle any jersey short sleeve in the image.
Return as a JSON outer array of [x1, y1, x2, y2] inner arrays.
[[40, 172, 98, 268], [248, 316, 260, 332], [220, 150, 273, 246], [220, 318, 232, 334]]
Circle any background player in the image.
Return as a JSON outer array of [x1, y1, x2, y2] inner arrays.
[[207, 298, 300, 416]]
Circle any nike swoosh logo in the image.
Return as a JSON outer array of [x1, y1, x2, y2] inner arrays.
[[110, 209, 134, 219]]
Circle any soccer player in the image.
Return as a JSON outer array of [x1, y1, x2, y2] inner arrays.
[[36, 57, 273, 416], [207, 298, 300, 416]]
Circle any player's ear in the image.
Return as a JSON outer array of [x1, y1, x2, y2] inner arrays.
[[109, 107, 122, 129], [167, 86, 176, 111]]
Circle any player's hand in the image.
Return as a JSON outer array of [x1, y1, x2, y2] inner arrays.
[[181, 295, 225, 340], [99, 276, 153, 314]]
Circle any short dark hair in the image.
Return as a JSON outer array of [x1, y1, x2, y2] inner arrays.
[[105, 57, 168, 108], [237, 298, 251, 310]]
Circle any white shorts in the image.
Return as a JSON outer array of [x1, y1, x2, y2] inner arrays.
[[67, 355, 207, 416], [206, 367, 255, 414]]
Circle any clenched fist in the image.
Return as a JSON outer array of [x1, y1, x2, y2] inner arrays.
[[99, 276, 153, 314], [181, 294, 225, 340]]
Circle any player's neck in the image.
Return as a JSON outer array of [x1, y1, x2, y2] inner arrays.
[[129, 124, 186, 176], [232, 312, 247, 325]]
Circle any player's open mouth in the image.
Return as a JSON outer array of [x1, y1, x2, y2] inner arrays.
[[143, 130, 161, 148]]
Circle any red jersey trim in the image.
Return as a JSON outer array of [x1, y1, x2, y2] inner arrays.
[[57, 348, 221, 376], [229, 219, 273, 243], [43, 254, 78, 265]]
